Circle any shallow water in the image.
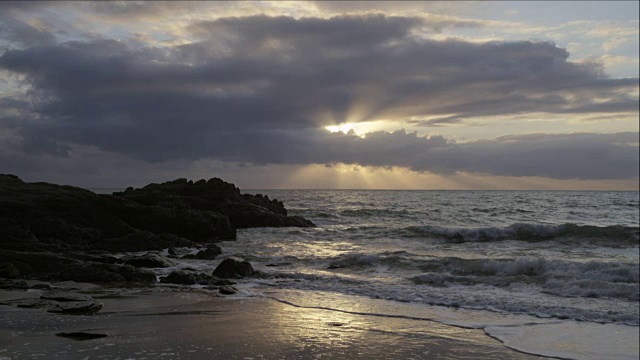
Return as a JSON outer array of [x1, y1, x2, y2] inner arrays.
[[122, 190, 639, 359], [229, 190, 638, 359]]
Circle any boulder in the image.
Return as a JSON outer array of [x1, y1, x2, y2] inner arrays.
[[122, 254, 175, 268], [159, 271, 207, 285], [181, 245, 222, 260], [212, 257, 254, 279]]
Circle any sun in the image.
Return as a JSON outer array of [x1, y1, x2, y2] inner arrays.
[[324, 120, 393, 136], [325, 123, 357, 134]]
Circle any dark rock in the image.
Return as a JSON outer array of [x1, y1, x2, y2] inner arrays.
[[265, 262, 292, 267], [0, 262, 20, 278], [0, 279, 28, 289], [0, 250, 156, 284], [100, 231, 196, 252], [41, 292, 92, 302], [181, 245, 222, 260], [208, 277, 236, 286], [113, 176, 314, 229], [122, 254, 175, 268], [159, 271, 206, 285], [167, 247, 178, 256], [68, 253, 119, 264], [48, 301, 103, 315], [30, 283, 52, 290], [14, 298, 48, 309], [0, 174, 312, 286], [212, 257, 254, 279], [285, 215, 317, 227], [56, 332, 109, 341], [219, 285, 238, 295], [58, 263, 157, 284], [226, 203, 286, 228]]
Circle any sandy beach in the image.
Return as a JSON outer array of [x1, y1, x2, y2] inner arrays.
[[0, 287, 541, 359]]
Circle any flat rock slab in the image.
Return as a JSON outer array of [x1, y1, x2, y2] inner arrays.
[[41, 292, 93, 302], [218, 285, 238, 295], [56, 332, 109, 341], [48, 301, 103, 315]]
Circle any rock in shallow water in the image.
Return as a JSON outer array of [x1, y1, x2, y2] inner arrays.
[[48, 300, 103, 315], [181, 245, 222, 260], [212, 257, 254, 279], [160, 271, 196, 285], [219, 285, 239, 295]]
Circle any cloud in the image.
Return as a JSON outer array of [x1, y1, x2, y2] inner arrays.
[[0, 13, 638, 181]]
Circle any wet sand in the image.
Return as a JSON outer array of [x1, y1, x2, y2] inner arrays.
[[0, 288, 542, 359]]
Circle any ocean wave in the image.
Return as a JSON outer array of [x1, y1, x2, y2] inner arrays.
[[411, 257, 639, 301], [325, 251, 418, 270], [405, 223, 639, 243]]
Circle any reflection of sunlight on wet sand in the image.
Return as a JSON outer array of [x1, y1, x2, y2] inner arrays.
[[0, 290, 537, 359], [260, 290, 521, 358]]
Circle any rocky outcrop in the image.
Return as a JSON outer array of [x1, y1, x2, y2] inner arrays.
[[159, 270, 211, 285], [122, 254, 175, 268], [0, 174, 236, 256], [0, 174, 313, 284], [0, 250, 156, 284], [113, 177, 316, 229], [181, 245, 222, 260], [212, 257, 254, 279]]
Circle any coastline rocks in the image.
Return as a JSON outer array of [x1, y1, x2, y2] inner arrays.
[[99, 232, 196, 253], [160, 271, 196, 285], [285, 215, 317, 227], [160, 271, 211, 285], [122, 254, 175, 268], [0, 250, 156, 284], [181, 245, 222, 260], [212, 257, 254, 279], [113, 177, 316, 229], [0, 174, 314, 286]]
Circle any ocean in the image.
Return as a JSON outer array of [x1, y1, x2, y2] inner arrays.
[[98, 189, 640, 359]]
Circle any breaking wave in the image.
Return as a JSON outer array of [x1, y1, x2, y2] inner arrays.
[[405, 223, 639, 243]]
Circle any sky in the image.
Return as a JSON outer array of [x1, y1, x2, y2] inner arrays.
[[0, 1, 638, 190]]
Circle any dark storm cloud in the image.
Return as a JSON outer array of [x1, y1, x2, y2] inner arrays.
[[184, 129, 638, 180], [0, 13, 638, 180], [0, 12, 55, 48]]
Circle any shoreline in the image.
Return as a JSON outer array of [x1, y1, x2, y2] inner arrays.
[[0, 286, 543, 359]]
